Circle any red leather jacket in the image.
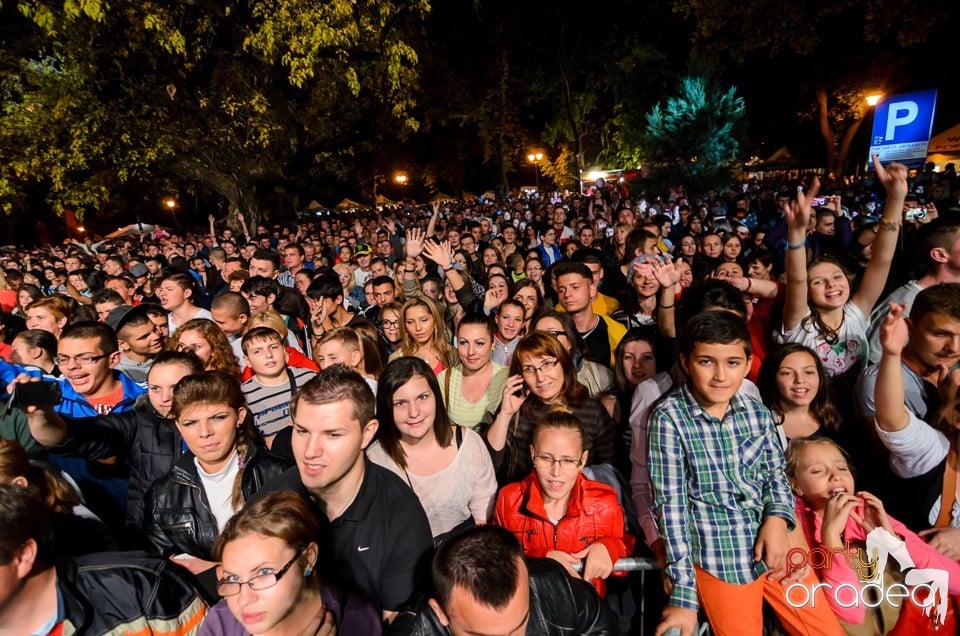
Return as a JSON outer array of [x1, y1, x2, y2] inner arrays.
[[493, 471, 634, 596]]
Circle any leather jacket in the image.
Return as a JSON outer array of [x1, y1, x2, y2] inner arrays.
[[57, 552, 206, 635], [494, 472, 633, 596], [48, 395, 182, 529], [386, 557, 619, 635], [142, 445, 290, 560]]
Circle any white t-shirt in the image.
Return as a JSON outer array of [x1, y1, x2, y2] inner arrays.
[[195, 450, 239, 533], [168, 307, 212, 335], [775, 302, 869, 377]]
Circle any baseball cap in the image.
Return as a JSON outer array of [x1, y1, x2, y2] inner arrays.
[[128, 263, 149, 278], [354, 244, 372, 259], [104, 303, 163, 333]]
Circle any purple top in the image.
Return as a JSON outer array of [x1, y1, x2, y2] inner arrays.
[[199, 584, 382, 636]]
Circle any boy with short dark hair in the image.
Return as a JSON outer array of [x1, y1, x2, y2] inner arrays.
[[240, 326, 316, 443], [648, 311, 841, 635]]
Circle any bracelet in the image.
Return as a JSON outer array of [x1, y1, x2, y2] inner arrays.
[[786, 240, 805, 250], [443, 264, 456, 272], [745, 278, 753, 292], [658, 303, 675, 309]]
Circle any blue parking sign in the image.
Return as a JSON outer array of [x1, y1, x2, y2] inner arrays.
[[868, 90, 938, 166]]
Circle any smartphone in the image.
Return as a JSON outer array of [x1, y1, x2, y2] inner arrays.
[[11, 381, 62, 408]]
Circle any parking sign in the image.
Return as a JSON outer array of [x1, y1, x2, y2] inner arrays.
[[868, 90, 938, 167]]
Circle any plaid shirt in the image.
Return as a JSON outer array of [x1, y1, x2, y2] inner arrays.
[[648, 384, 795, 611]]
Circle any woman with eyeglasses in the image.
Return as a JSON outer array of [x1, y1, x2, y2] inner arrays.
[[377, 301, 403, 357], [486, 332, 617, 486], [493, 412, 632, 597], [142, 372, 289, 579], [202, 491, 381, 635]]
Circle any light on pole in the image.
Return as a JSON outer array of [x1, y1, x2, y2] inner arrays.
[[527, 152, 543, 190], [394, 173, 408, 201]]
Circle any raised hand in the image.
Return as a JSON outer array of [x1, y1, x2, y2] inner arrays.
[[499, 375, 528, 417], [785, 177, 819, 238], [650, 257, 682, 289], [422, 239, 452, 267], [405, 228, 425, 259], [872, 154, 908, 200], [878, 302, 909, 357]]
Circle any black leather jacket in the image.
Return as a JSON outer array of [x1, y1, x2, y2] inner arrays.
[[47, 395, 182, 529], [142, 445, 290, 560], [58, 552, 207, 635], [386, 558, 619, 635]]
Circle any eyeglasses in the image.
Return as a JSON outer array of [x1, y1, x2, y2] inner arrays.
[[539, 329, 567, 340], [533, 455, 582, 471], [216, 548, 305, 597], [520, 359, 559, 376], [54, 353, 110, 366], [381, 319, 400, 328]]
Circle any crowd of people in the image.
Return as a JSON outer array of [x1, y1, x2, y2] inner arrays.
[[1, 157, 960, 635]]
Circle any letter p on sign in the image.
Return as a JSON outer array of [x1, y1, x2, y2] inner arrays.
[[885, 102, 919, 141]]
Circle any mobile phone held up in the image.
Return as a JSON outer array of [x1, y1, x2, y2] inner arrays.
[[11, 380, 62, 409]]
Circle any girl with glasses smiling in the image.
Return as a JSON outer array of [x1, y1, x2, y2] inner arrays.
[[493, 412, 632, 597], [202, 491, 380, 635]]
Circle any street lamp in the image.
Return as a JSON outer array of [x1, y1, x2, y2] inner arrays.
[[162, 197, 179, 228], [865, 93, 883, 107], [862, 93, 884, 176], [527, 152, 543, 190], [394, 173, 408, 201]]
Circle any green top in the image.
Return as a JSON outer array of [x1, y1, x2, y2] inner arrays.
[[438, 363, 508, 431]]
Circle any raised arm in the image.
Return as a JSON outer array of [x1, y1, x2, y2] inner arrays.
[[875, 303, 910, 432], [851, 155, 908, 315], [781, 180, 818, 332], [426, 202, 440, 238], [650, 257, 680, 339]]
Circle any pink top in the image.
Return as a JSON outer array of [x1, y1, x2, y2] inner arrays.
[[795, 499, 960, 624]]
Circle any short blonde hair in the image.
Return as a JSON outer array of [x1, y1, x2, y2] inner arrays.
[[248, 309, 288, 340]]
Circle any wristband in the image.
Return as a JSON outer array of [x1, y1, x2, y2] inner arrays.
[[745, 278, 753, 292], [443, 263, 456, 272], [786, 240, 805, 250]]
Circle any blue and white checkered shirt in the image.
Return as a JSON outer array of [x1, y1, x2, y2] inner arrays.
[[648, 384, 795, 611]]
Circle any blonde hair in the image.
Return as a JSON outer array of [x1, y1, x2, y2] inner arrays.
[[399, 297, 456, 368], [784, 436, 851, 480], [248, 309, 289, 340]]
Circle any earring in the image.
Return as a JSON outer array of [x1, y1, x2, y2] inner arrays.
[[304, 568, 312, 577]]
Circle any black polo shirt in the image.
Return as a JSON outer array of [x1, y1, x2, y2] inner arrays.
[[259, 458, 433, 612]]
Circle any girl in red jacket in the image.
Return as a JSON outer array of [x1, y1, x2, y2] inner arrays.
[[493, 411, 633, 595]]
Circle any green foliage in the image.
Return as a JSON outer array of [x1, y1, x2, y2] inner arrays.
[[0, 0, 429, 221], [642, 76, 745, 191]]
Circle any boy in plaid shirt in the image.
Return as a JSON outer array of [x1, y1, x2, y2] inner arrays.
[[648, 312, 841, 635]]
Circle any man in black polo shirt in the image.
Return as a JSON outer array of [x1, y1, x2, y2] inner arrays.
[[259, 366, 432, 622]]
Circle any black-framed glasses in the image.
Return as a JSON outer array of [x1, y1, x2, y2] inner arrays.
[[533, 455, 582, 471], [520, 359, 559, 376], [539, 329, 567, 340], [53, 353, 110, 366], [381, 319, 400, 328], [216, 547, 305, 597]]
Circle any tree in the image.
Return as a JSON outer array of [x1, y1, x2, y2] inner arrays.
[[0, 0, 429, 223], [642, 76, 745, 192], [673, 0, 957, 177]]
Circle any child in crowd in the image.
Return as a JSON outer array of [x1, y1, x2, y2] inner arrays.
[[648, 311, 842, 635], [240, 327, 316, 444]]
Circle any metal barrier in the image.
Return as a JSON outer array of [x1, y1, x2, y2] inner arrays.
[[572, 556, 660, 573]]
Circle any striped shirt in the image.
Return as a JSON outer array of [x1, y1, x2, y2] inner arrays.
[[242, 368, 317, 438], [647, 384, 795, 611]]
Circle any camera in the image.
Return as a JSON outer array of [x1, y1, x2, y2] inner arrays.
[[905, 208, 927, 222]]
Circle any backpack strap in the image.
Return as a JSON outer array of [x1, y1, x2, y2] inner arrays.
[[935, 435, 959, 528]]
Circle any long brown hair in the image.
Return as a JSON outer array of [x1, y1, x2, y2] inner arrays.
[[375, 357, 454, 469], [172, 372, 254, 509], [0, 439, 79, 514], [169, 318, 241, 380], [400, 297, 456, 368], [509, 332, 588, 414]]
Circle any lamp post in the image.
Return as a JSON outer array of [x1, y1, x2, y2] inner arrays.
[[162, 197, 180, 228], [394, 173, 408, 201], [527, 152, 543, 190], [863, 93, 884, 176]]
